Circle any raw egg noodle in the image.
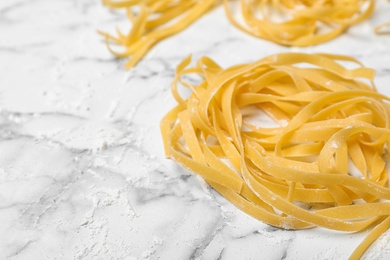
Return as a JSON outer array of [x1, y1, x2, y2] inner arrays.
[[224, 0, 374, 46], [375, 22, 390, 34], [99, 0, 218, 69], [100, 0, 374, 68], [161, 53, 390, 259]]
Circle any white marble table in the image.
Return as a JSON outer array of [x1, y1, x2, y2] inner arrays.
[[1, 0, 390, 259]]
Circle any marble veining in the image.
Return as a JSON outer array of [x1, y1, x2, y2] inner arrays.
[[0, 0, 390, 259]]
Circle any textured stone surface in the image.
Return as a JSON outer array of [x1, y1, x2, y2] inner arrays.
[[0, 0, 390, 259]]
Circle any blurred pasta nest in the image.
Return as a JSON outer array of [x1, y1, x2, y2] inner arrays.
[[161, 53, 390, 259], [99, 0, 374, 68]]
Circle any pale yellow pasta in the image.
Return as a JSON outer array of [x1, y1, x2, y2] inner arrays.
[[375, 0, 390, 35], [375, 22, 390, 34], [161, 53, 390, 259], [223, 0, 374, 47], [99, 0, 374, 68], [99, 0, 219, 69]]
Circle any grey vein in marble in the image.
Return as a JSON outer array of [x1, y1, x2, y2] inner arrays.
[[0, 0, 390, 259]]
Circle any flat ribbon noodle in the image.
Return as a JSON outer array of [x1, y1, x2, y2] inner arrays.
[[161, 53, 390, 260], [100, 0, 375, 68]]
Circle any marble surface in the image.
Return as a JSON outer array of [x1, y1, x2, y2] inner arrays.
[[1, 0, 390, 259]]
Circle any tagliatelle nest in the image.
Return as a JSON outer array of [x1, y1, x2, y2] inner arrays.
[[160, 53, 390, 259], [99, 0, 375, 68]]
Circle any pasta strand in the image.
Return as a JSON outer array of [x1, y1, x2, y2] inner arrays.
[[161, 53, 390, 259], [100, 0, 376, 68]]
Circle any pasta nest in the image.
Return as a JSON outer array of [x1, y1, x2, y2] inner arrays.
[[161, 53, 390, 259], [99, 0, 375, 68]]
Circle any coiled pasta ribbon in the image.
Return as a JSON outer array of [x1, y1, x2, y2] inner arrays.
[[99, 0, 374, 68], [375, 22, 390, 34], [161, 53, 390, 260], [224, 0, 374, 46], [99, 0, 219, 69]]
